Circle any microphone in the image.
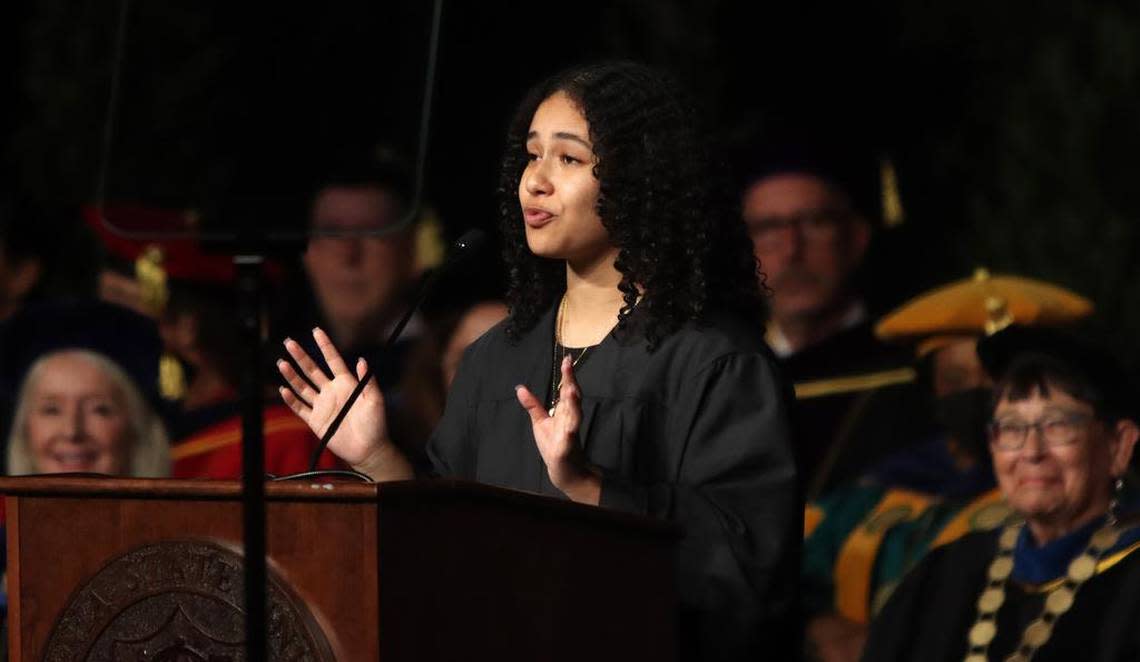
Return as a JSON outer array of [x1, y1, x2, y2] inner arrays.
[[307, 228, 487, 471]]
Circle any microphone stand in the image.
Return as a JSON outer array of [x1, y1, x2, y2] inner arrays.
[[94, 1, 446, 657], [308, 228, 486, 472], [236, 255, 268, 662], [228, 3, 446, 655]]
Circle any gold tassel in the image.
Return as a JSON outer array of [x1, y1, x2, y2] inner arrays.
[[880, 158, 905, 228], [415, 208, 446, 272], [984, 296, 1014, 335], [159, 353, 187, 401], [135, 246, 168, 318], [134, 245, 185, 400], [974, 268, 1014, 335]]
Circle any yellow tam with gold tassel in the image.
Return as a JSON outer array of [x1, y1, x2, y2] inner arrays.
[[875, 268, 1093, 355]]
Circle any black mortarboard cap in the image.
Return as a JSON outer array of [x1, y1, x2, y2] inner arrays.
[[0, 300, 164, 409], [977, 324, 1137, 421], [734, 124, 887, 224]]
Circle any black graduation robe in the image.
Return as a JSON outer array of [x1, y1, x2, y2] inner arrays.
[[862, 528, 1140, 662], [426, 303, 800, 661], [779, 321, 934, 496]]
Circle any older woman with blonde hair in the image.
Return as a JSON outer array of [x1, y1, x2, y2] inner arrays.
[[7, 348, 170, 477], [863, 326, 1140, 662]]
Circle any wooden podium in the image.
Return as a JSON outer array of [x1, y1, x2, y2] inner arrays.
[[0, 476, 677, 662]]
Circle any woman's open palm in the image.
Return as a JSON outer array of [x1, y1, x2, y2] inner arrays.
[[516, 356, 588, 491], [277, 328, 388, 469]]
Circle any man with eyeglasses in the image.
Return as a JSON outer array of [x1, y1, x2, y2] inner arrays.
[[301, 152, 420, 374], [275, 149, 439, 464], [743, 172, 871, 359], [739, 143, 923, 492]]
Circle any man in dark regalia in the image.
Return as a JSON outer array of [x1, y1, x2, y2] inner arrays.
[[739, 142, 927, 494]]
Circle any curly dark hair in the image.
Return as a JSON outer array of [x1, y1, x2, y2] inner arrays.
[[498, 61, 765, 349]]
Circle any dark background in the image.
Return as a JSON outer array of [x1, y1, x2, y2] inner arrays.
[[5, 0, 1140, 371]]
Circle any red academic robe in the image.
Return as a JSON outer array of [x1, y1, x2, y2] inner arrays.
[[171, 404, 342, 478]]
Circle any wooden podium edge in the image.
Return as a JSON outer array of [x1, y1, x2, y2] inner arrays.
[[0, 476, 677, 537], [6, 496, 22, 661]]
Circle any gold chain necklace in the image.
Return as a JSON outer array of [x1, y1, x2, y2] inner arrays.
[[963, 521, 1122, 662], [548, 293, 591, 417]]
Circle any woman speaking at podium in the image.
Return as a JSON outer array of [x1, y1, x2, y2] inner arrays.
[[278, 61, 798, 661]]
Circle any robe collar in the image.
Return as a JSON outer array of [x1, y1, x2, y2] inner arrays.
[[1011, 506, 1140, 585]]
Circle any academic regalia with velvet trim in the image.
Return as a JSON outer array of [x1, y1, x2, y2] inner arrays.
[[863, 515, 1140, 662], [170, 403, 341, 478], [425, 303, 800, 661], [801, 434, 1002, 622], [803, 483, 1006, 625], [778, 321, 934, 495]]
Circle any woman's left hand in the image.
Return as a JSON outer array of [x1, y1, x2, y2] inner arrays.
[[516, 356, 601, 505]]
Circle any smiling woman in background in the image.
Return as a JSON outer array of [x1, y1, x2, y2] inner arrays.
[[862, 326, 1140, 662], [7, 349, 170, 477]]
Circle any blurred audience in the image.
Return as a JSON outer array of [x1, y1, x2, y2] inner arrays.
[[7, 349, 170, 477], [801, 270, 1093, 662], [1, 299, 171, 475], [392, 300, 509, 456], [0, 305, 172, 617], [0, 215, 43, 322], [270, 148, 468, 464], [83, 205, 338, 478], [743, 165, 871, 358], [864, 325, 1140, 661], [159, 276, 339, 478], [0, 194, 97, 322], [294, 151, 424, 390], [739, 141, 926, 492], [0, 300, 165, 470], [441, 301, 509, 389]]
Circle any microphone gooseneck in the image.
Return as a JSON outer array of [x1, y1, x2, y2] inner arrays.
[[306, 229, 486, 472]]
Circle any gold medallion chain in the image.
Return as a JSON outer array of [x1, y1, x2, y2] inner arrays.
[[963, 522, 1121, 662]]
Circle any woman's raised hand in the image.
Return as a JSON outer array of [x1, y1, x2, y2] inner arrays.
[[277, 328, 403, 478], [515, 356, 601, 504]]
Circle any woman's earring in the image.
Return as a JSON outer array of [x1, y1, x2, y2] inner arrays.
[[1109, 477, 1125, 527]]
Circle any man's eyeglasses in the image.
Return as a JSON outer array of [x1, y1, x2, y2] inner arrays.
[[745, 209, 848, 250], [309, 222, 400, 242], [988, 412, 1095, 451]]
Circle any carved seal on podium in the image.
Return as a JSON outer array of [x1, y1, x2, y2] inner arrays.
[[42, 540, 334, 662]]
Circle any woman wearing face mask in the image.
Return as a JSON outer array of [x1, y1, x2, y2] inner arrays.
[[278, 62, 798, 661], [863, 325, 1140, 662], [7, 348, 170, 477]]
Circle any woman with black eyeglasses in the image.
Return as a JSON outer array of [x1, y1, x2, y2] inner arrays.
[[863, 325, 1140, 662]]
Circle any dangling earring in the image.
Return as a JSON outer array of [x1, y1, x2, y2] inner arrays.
[[1108, 477, 1125, 527]]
